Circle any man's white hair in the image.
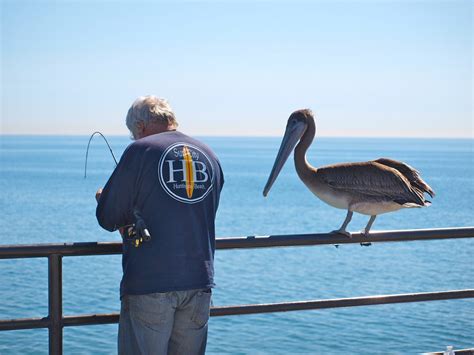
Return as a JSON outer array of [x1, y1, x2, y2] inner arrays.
[[126, 96, 178, 139]]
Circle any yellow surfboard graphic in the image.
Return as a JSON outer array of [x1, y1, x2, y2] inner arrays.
[[182, 146, 194, 198]]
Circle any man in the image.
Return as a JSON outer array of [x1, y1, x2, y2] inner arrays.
[[95, 95, 224, 355]]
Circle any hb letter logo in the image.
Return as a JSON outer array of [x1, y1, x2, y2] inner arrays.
[[158, 143, 215, 203]]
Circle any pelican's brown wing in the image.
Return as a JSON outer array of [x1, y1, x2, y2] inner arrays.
[[374, 158, 435, 198], [316, 161, 426, 206]]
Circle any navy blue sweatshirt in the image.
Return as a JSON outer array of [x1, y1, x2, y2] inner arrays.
[[96, 131, 224, 297]]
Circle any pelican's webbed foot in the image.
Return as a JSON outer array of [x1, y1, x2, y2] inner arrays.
[[359, 215, 376, 246], [358, 230, 372, 246], [330, 230, 352, 249], [330, 229, 352, 238], [331, 210, 354, 248]]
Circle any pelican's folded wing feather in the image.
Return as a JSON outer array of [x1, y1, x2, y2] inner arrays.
[[374, 158, 435, 198], [316, 162, 425, 205]]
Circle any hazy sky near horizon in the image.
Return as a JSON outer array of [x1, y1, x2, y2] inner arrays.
[[1, 1, 472, 137]]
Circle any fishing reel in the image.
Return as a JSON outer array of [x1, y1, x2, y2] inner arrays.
[[122, 225, 151, 248], [121, 210, 151, 248]]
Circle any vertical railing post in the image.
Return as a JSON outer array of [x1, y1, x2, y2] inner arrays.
[[48, 254, 63, 355]]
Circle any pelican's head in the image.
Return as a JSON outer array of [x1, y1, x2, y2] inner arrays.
[[263, 109, 312, 197]]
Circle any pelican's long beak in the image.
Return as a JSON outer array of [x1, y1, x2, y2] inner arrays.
[[263, 121, 306, 197]]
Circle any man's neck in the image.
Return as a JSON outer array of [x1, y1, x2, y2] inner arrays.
[[138, 125, 176, 139]]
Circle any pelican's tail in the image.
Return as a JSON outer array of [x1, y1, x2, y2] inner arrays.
[[374, 158, 435, 198], [401, 200, 431, 208]]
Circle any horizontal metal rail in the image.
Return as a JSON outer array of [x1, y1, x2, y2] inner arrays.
[[0, 317, 50, 331], [210, 289, 474, 317], [0, 227, 473, 259], [425, 348, 474, 355], [1, 289, 473, 331]]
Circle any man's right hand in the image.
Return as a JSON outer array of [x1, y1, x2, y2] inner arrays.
[[95, 188, 103, 203], [118, 226, 127, 237]]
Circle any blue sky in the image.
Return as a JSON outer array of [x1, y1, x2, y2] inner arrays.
[[1, 0, 472, 137]]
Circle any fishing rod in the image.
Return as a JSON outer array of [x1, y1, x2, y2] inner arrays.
[[84, 131, 150, 247], [84, 131, 118, 179]]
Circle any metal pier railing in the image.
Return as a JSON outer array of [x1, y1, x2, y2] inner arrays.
[[0, 227, 473, 355]]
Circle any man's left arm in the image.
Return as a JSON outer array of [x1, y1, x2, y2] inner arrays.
[[96, 146, 139, 232]]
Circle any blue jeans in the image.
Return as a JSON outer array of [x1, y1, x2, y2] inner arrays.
[[118, 288, 211, 355]]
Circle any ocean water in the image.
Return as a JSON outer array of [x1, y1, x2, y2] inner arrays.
[[0, 135, 473, 354]]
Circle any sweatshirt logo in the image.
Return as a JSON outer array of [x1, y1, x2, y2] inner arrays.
[[158, 143, 214, 204]]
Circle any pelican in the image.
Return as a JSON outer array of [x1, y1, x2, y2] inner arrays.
[[263, 109, 435, 238]]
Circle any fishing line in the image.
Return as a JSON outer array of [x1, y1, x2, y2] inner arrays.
[[84, 131, 118, 179]]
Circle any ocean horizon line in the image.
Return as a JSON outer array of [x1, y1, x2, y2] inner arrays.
[[1, 133, 473, 140]]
